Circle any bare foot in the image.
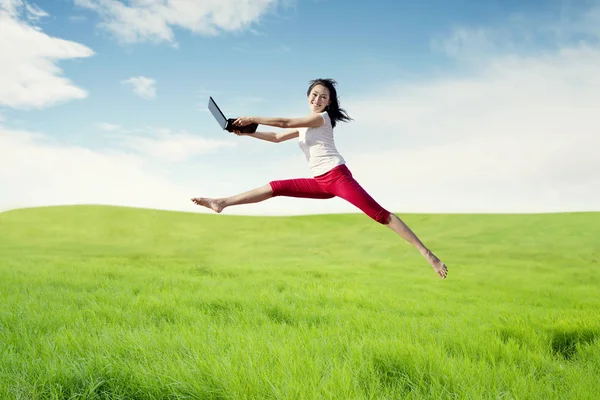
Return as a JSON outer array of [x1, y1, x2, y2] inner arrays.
[[423, 249, 448, 279], [191, 197, 224, 213]]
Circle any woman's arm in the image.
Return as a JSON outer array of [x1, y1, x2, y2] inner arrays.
[[234, 113, 325, 129], [235, 129, 299, 143]]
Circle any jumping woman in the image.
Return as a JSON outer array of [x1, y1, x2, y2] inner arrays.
[[192, 78, 448, 279]]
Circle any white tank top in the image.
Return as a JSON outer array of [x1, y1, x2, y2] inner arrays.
[[297, 111, 346, 176]]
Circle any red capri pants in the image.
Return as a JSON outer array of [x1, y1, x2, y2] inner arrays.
[[269, 164, 391, 224]]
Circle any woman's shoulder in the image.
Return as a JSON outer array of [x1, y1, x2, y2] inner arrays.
[[320, 111, 333, 128], [303, 111, 331, 130]]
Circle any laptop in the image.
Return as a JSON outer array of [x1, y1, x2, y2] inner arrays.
[[208, 96, 258, 134]]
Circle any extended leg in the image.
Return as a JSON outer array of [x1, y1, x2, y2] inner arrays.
[[191, 184, 273, 213], [329, 170, 448, 279], [191, 178, 333, 213], [384, 213, 448, 279]]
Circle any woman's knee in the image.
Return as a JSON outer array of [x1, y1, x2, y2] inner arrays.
[[373, 209, 392, 225], [335, 189, 391, 224], [267, 181, 281, 197]]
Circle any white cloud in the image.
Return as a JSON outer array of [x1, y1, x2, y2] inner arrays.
[[116, 128, 237, 163], [121, 76, 156, 99], [24, 2, 47, 22], [0, 0, 94, 110], [99, 122, 121, 131], [73, 0, 284, 46], [0, 126, 240, 213], [329, 8, 600, 214], [430, 2, 600, 64], [0, 127, 187, 212], [550, 1, 600, 43], [0, 0, 21, 16], [68, 15, 87, 23]]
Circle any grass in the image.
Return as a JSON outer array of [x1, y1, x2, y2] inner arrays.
[[0, 205, 599, 399]]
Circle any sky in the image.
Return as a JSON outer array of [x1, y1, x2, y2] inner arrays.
[[1, 0, 599, 217]]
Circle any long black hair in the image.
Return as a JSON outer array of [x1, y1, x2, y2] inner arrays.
[[306, 78, 352, 128]]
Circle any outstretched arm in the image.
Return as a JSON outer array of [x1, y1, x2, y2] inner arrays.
[[234, 129, 299, 143], [234, 113, 324, 129]]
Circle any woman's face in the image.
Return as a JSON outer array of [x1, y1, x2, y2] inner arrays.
[[308, 84, 330, 113]]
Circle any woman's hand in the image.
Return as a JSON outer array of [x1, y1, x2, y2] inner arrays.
[[233, 116, 255, 127]]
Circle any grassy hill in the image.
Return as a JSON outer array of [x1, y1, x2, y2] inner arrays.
[[1, 205, 599, 399]]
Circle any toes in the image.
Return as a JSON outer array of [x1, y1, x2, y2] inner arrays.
[[437, 263, 448, 279]]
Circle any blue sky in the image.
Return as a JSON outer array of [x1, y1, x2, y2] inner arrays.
[[1, 0, 599, 215], [3, 0, 573, 135]]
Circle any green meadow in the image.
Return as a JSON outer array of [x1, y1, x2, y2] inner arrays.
[[0, 205, 598, 399]]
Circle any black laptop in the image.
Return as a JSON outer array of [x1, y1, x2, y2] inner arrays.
[[208, 96, 258, 134]]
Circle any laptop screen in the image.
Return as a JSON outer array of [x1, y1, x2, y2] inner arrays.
[[208, 97, 227, 129]]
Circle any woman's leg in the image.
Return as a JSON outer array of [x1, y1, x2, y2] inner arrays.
[[191, 178, 333, 213], [326, 167, 448, 279], [385, 213, 448, 279], [191, 184, 274, 213]]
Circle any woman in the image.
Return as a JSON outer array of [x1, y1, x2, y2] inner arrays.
[[192, 78, 448, 279]]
